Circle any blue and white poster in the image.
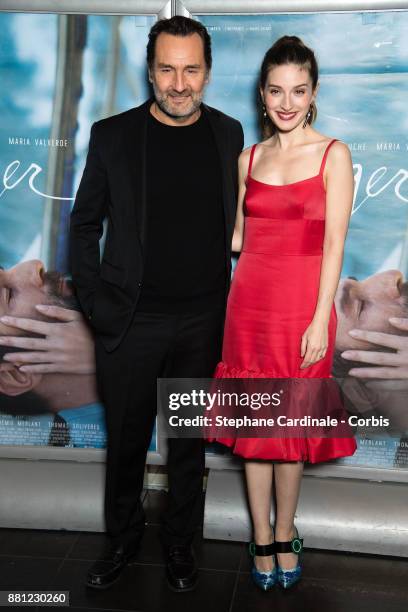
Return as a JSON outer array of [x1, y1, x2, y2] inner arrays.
[[0, 9, 407, 468], [198, 11, 408, 470], [0, 12, 156, 451]]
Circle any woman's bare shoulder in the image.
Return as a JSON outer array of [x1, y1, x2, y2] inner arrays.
[[239, 145, 253, 160], [238, 145, 255, 171], [314, 132, 349, 155], [326, 139, 352, 163]]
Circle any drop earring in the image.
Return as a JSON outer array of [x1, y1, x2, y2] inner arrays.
[[303, 104, 312, 128], [262, 104, 268, 121]]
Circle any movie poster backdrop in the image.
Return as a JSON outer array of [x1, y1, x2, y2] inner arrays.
[[0, 9, 407, 468]]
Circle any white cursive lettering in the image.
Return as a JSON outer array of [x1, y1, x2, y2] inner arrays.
[[0, 160, 74, 201], [352, 164, 408, 214]]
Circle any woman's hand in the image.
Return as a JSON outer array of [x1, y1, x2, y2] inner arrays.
[[300, 319, 329, 369], [0, 304, 96, 375]]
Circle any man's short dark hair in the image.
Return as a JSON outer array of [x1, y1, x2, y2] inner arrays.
[[147, 16, 212, 71]]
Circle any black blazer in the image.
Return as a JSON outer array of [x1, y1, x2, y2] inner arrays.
[[69, 98, 244, 352]]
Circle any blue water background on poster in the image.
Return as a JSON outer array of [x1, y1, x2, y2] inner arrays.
[[0, 13, 153, 269]]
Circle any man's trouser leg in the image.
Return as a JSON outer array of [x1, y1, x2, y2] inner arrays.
[[95, 312, 174, 549], [160, 307, 224, 548]]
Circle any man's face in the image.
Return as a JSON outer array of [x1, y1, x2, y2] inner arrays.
[[335, 270, 408, 351], [0, 260, 66, 335], [149, 32, 209, 120]]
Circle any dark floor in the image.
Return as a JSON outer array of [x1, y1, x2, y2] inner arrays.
[[0, 489, 407, 612]]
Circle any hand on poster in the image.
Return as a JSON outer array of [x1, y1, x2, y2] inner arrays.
[[341, 317, 408, 379], [0, 305, 96, 375]]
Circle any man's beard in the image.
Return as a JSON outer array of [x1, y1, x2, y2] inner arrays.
[[44, 272, 78, 310], [153, 83, 203, 119]]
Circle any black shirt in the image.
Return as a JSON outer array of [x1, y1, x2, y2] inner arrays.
[[137, 109, 226, 312]]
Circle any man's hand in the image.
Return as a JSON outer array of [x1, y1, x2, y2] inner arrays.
[[341, 317, 408, 379], [0, 304, 96, 374]]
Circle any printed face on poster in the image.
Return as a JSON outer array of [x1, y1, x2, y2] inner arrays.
[[0, 9, 407, 469]]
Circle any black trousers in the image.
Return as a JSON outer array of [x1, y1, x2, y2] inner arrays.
[[94, 306, 225, 550]]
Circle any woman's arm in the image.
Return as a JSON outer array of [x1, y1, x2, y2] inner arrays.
[[314, 141, 354, 323], [231, 147, 251, 253], [301, 141, 354, 368]]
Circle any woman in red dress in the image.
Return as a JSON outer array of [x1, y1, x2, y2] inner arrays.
[[213, 36, 356, 589]]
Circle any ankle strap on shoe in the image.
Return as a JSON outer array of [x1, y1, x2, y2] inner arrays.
[[274, 537, 303, 554], [249, 542, 275, 557]]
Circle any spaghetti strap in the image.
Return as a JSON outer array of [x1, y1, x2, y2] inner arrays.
[[247, 144, 257, 179], [319, 139, 338, 175]]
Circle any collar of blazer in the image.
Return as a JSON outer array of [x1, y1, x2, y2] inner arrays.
[[123, 97, 230, 254]]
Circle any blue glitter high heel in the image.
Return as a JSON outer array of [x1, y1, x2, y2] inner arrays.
[[249, 542, 277, 591], [275, 527, 303, 589]]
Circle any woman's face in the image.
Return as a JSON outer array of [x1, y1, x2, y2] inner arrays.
[[261, 63, 316, 133]]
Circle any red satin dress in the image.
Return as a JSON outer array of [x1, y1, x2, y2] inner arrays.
[[213, 139, 357, 463]]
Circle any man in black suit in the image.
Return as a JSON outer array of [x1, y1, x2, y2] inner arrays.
[[70, 16, 243, 592]]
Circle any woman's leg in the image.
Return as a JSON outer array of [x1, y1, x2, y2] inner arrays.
[[274, 461, 304, 570], [245, 460, 274, 571]]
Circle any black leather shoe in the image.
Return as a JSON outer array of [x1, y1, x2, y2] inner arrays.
[[165, 544, 198, 592], [86, 542, 140, 589]]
